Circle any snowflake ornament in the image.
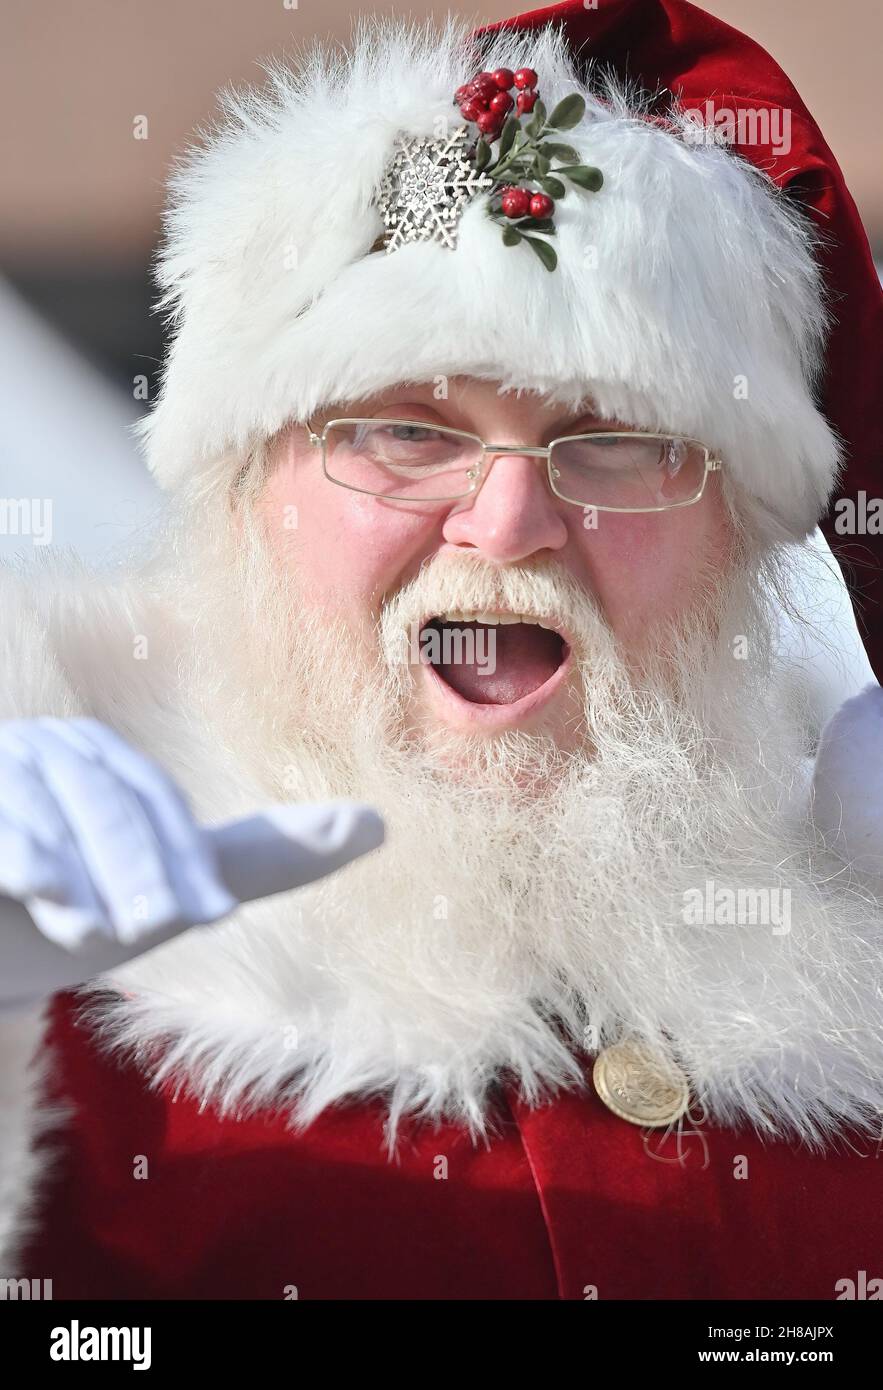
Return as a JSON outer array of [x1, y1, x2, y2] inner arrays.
[[372, 70, 603, 271], [375, 125, 494, 252]]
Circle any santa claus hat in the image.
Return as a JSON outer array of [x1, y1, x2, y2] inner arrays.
[[139, 0, 879, 541]]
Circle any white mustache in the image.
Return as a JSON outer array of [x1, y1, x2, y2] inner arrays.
[[379, 553, 612, 669]]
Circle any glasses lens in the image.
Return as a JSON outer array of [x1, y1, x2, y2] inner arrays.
[[323, 421, 480, 500], [549, 434, 707, 510]]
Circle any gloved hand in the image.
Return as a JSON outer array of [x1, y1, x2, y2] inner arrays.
[[0, 717, 384, 1009], [811, 682, 883, 875]]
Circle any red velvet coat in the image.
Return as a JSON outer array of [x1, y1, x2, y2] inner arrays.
[[19, 991, 883, 1300]]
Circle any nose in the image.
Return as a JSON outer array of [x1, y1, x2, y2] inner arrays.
[[441, 451, 569, 562]]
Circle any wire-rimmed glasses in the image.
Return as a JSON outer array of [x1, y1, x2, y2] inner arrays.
[[307, 417, 722, 513]]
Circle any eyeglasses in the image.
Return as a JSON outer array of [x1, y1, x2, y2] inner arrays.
[[307, 418, 722, 513]]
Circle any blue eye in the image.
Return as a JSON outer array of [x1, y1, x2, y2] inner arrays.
[[386, 425, 443, 443]]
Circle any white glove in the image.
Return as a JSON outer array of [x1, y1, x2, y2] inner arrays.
[[812, 682, 883, 875], [0, 717, 384, 1009]]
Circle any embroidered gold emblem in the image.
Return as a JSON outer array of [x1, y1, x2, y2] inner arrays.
[[593, 1039, 690, 1128]]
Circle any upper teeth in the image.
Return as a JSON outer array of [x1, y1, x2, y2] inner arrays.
[[432, 610, 558, 631]]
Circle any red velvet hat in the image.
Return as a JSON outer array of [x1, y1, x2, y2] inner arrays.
[[476, 0, 883, 676]]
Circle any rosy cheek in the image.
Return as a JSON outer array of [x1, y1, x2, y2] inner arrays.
[[569, 508, 721, 638], [574, 510, 683, 580], [261, 463, 442, 613]]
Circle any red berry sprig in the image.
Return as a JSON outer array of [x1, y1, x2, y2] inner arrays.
[[453, 69, 603, 272], [500, 185, 531, 218], [454, 67, 527, 140]]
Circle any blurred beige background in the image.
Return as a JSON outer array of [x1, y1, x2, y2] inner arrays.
[[3, 0, 881, 260]]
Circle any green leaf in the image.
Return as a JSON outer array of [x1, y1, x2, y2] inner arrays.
[[535, 153, 551, 176], [523, 236, 558, 271], [473, 137, 491, 171], [541, 176, 566, 198], [496, 115, 518, 158], [558, 164, 604, 191], [547, 93, 586, 131], [501, 225, 523, 247], [525, 99, 546, 139], [539, 140, 579, 162]]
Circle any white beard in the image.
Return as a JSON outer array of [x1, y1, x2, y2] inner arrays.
[[93, 489, 883, 1149]]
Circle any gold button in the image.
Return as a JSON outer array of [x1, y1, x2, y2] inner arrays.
[[593, 1039, 690, 1128]]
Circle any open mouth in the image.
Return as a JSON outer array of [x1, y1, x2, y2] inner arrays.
[[419, 611, 571, 707]]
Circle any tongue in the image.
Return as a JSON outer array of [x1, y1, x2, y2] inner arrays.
[[431, 621, 564, 705]]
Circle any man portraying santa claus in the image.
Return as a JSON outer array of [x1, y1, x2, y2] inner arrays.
[[1, 0, 882, 1306]]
